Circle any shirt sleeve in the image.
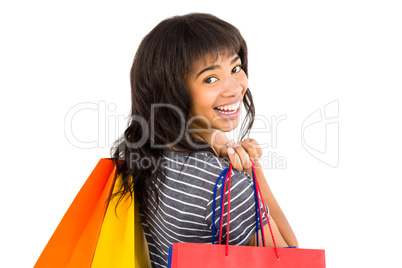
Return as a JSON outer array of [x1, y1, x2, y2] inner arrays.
[[204, 169, 270, 246]]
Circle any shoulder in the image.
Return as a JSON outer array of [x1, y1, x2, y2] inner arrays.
[[165, 149, 250, 174], [161, 149, 224, 175], [160, 149, 252, 191]]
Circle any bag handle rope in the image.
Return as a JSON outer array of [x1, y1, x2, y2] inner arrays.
[[212, 159, 280, 259]]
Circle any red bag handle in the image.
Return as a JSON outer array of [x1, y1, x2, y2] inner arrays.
[[217, 163, 231, 247], [217, 159, 280, 259], [252, 160, 280, 259]]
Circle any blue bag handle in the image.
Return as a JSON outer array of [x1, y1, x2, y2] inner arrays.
[[212, 166, 262, 245], [212, 167, 229, 244]]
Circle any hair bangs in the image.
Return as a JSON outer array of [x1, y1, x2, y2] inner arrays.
[[178, 13, 244, 76]]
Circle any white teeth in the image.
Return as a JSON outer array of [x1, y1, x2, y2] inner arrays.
[[216, 101, 240, 111], [217, 108, 238, 114]]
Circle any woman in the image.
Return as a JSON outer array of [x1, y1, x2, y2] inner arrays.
[[109, 12, 298, 267]]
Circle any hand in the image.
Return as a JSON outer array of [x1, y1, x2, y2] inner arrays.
[[211, 131, 230, 157], [220, 138, 263, 172]]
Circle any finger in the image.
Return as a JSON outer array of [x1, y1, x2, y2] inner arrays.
[[239, 140, 259, 164], [239, 140, 257, 156], [227, 146, 243, 172], [243, 138, 255, 146], [248, 138, 263, 158], [219, 139, 234, 158], [219, 144, 229, 159], [241, 139, 263, 160], [219, 140, 234, 160], [212, 136, 229, 155], [232, 144, 252, 171]]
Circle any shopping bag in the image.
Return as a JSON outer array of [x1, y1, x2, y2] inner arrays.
[[34, 158, 151, 268], [34, 158, 116, 267], [91, 165, 151, 268], [168, 160, 326, 267]]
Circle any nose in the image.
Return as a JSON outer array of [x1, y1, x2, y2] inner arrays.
[[220, 75, 243, 97]]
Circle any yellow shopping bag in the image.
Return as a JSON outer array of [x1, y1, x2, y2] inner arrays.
[[92, 172, 151, 267]]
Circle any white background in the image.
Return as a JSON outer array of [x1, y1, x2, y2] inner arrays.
[[1, 1, 401, 267]]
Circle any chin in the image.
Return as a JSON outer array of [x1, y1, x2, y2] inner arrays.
[[214, 121, 240, 132]]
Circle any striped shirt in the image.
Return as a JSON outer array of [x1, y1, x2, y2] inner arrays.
[[140, 149, 270, 268]]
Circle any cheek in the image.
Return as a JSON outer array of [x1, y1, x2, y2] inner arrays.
[[190, 85, 218, 113], [238, 72, 248, 90], [232, 71, 248, 94]]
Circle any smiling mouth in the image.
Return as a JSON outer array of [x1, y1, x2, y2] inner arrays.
[[213, 107, 238, 114], [213, 101, 241, 114]]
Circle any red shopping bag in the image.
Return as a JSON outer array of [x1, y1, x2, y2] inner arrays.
[[168, 161, 326, 267]]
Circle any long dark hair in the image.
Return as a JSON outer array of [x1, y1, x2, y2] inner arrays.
[[107, 12, 256, 218]]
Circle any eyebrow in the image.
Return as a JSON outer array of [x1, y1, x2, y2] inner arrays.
[[195, 55, 241, 79]]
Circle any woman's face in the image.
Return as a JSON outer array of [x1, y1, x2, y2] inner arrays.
[[184, 51, 248, 137]]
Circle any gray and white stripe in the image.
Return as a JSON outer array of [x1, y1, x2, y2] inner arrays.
[[141, 149, 269, 268]]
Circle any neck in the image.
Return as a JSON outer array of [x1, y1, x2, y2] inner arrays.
[[189, 124, 229, 157]]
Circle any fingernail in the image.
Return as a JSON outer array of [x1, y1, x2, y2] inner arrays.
[[228, 147, 235, 154], [227, 139, 234, 147], [233, 143, 240, 148]]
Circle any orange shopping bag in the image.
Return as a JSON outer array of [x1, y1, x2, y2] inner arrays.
[[34, 158, 151, 268]]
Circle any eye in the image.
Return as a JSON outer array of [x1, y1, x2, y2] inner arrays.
[[204, 77, 218, 84], [232, 65, 243, 73]]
